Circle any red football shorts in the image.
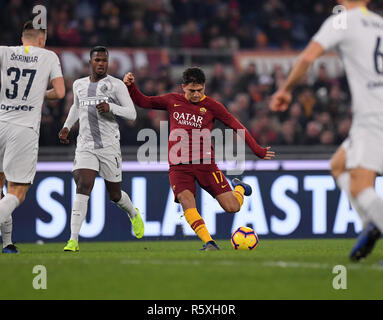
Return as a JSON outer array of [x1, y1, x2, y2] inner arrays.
[[168, 163, 233, 202]]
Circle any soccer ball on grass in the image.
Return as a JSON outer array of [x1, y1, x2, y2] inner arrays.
[[231, 226, 259, 250]]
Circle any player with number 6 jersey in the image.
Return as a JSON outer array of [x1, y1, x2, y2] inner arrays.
[[269, 0, 383, 261], [312, 3, 383, 261]]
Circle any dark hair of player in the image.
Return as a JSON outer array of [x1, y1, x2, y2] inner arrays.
[[90, 46, 109, 59], [22, 20, 46, 38], [182, 67, 206, 85]]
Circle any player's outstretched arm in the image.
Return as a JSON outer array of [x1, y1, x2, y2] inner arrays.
[[269, 41, 324, 112], [123, 72, 169, 110], [45, 77, 65, 100], [213, 101, 274, 159]]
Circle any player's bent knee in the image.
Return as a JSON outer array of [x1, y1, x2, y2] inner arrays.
[[109, 191, 122, 203], [350, 183, 363, 199], [223, 202, 240, 214], [9, 192, 27, 205], [76, 183, 93, 196], [227, 207, 240, 214], [330, 155, 345, 180], [349, 179, 372, 199], [7, 183, 30, 204], [349, 168, 376, 198], [330, 158, 339, 177]]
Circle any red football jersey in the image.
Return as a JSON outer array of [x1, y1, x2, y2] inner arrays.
[[128, 83, 267, 165]]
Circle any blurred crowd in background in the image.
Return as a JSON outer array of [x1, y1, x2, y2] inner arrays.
[[1, 0, 381, 147], [40, 60, 353, 148], [2, 0, 383, 49]]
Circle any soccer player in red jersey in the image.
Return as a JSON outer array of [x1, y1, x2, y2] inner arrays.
[[124, 67, 275, 250]]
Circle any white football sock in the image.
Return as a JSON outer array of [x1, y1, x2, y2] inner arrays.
[[355, 187, 383, 232], [0, 194, 19, 225], [115, 191, 137, 219], [336, 172, 369, 227], [0, 191, 14, 247], [0, 190, 13, 247], [1, 216, 13, 248], [70, 193, 89, 242]]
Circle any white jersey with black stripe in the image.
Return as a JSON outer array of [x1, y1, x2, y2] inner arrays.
[[0, 45, 63, 133], [68, 75, 136, 151]]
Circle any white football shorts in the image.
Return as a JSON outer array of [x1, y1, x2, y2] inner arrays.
[[73, 144, 122, 182], [0, 121, 39, 184], [342, 121, 383, 174]]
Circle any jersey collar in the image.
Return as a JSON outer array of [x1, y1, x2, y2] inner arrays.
[[183, 94, 207, 104]]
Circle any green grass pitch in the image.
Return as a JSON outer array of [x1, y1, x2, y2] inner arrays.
[[0, 239, 382, 300]]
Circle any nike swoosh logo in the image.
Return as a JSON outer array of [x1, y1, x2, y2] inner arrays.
[[174, 104, 181, 107], [221, 184, 228, 188]]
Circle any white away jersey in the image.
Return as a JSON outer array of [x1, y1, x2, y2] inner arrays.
[[65, 75, 136, 151], [0, 45, 62, 132], [313, 7, 383, 123]]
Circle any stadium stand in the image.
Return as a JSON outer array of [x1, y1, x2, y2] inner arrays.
[[1, 0, 383, 152]]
